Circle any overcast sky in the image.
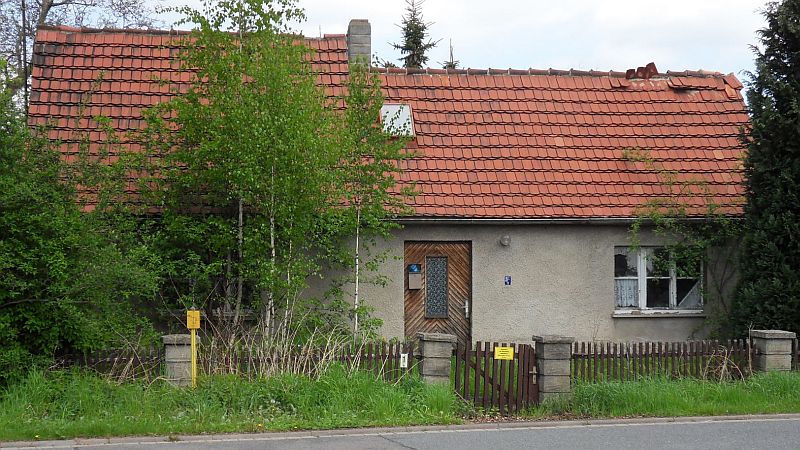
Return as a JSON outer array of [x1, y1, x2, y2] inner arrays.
[[161, 0, 769, 81]]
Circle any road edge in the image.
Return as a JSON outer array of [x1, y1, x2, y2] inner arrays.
[[4, 413, 800, 448]]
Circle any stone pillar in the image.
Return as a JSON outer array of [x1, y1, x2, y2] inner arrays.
[[346, 19, 371, 64], [416, 332, 456, 384], [162, 334, 192, 386], [532, 335, 574, 404], [751, 330, 796, 372]]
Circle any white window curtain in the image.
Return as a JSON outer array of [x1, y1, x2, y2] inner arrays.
[[615, 279, 638, 307]]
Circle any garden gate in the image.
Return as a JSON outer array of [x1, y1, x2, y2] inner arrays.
[[453, 341, 538, 414]]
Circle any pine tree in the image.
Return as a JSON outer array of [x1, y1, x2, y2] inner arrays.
[[392, 0, 438, 69], [731, 0, 800, 335]]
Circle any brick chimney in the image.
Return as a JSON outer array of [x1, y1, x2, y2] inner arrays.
[[625, 62, 659, 80], [347, 19, 371, 65]]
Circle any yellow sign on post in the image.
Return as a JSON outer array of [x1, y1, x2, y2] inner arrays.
[[494, 346, 514, 360], [187, 310, 200, 330], [186, 309, 200, 388]]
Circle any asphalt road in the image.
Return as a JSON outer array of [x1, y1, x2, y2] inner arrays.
[[3, 415, 800, 450]]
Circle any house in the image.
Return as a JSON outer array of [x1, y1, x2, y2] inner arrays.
[[28, 20, 749, 344]]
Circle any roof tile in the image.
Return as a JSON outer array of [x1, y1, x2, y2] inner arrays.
[[30, 25, 748, 219]]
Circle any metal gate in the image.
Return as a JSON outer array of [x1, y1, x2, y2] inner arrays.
[[453, 341, 538, 414]]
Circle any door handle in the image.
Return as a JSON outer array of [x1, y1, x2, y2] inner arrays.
[[463, 300, 470, 319]]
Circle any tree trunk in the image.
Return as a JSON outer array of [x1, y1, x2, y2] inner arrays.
[[353, 206, 361, 333], [232, 197, 243, 327]]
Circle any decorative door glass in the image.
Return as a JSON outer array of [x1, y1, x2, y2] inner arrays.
[[425, 256, 448, 318]]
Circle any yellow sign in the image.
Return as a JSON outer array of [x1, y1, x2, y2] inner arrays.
[[494, 346, 514, 360], [187, 310, 201, 330]]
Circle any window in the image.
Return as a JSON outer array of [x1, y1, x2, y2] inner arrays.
[[425, 256, 448, 318], [380, 103, 414, 136], [614, 247, 702, 310]]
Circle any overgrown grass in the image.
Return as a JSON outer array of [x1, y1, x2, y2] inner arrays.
[[526, 371, 800, 419], [0, 365, 460, 441], [5, 368, 799, 441]]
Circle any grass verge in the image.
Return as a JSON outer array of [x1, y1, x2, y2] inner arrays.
[[525, 371, 800, 419], [4, 368, 799, 440], [0, 365, 460, 441]]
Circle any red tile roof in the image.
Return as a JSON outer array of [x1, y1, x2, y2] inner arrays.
[[29, 25, 748, 219]]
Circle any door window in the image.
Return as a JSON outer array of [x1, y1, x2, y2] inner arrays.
[[425, 256, 449, 318]]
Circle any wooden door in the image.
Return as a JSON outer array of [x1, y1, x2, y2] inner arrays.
[[404, 241, 471, 346]]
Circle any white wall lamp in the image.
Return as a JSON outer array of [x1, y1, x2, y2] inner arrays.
[[499, 235, 511, 247]]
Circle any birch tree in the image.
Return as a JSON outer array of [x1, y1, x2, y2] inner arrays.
[[336, 62, 412, 333], [144, 0, 412, 339]]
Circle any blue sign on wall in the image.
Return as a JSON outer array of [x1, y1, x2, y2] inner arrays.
[[504, 275, 512, 286]]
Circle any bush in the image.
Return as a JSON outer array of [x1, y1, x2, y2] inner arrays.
[[0, 76, 159, 386]]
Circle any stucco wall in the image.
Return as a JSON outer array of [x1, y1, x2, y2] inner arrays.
[[334, 223, 728, 343]]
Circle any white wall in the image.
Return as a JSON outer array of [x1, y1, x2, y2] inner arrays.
[[340, 223, 729, 343]]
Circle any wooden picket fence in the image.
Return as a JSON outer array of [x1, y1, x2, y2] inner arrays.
[[571, 339, 753, 383], [453, 341, 538, 414], [54, 346, 164, 382], [57, 341, 416, 382], [199, 341, 416, 381], [333, 341, 417, 382]]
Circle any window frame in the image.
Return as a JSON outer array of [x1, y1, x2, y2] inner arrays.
[[380, 103, 415, 136], [614, 246, 703, 312]]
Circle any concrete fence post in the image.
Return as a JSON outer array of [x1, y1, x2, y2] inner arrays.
[[162, 334, 192, 386], [532, 334, 574, 404], [416, 332, 456, 384], [751, 330, 796, 372]]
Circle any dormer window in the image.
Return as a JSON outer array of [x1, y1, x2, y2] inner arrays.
[[380, 103, 415, 136]]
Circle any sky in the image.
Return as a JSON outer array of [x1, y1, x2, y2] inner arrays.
[[159, 0, 770, 81]]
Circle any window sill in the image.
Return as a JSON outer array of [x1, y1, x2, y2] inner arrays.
[[613, 309, 706, 318]]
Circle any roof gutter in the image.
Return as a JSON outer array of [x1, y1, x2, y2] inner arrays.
[[395, 217, 738, 226]]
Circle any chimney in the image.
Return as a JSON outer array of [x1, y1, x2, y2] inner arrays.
[[625, 62, 658, 80], [347, 19, 371, 65]]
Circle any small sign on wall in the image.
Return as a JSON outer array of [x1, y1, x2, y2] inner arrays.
[[504, 275, 512, 286], [400, 353, 409, 368], [408, 264, 422, 290]]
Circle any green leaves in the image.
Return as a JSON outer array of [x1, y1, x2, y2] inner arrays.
[[141, 0, 413, 337], [0, 84, 159, 385], [732, 0, 800, 336]]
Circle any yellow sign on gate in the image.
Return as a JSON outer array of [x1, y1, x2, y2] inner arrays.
[[494, 346, 514, 360]]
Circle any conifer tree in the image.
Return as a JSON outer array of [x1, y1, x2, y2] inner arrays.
[[392, 0, 438, 69], [441, 39, 459, 69], [732, 0, 800, 335]]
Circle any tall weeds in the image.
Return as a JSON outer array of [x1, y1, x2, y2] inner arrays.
[[194, 311, 414, 381], [198, 324, 356, 379]]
